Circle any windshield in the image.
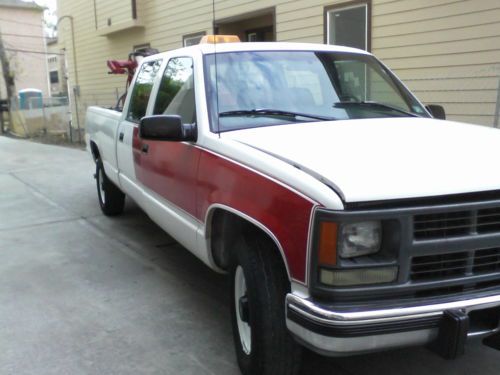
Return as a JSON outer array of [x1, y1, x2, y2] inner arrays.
[[204, 51, 429, 132]]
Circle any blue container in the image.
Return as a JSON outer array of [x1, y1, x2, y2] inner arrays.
[[19, 89, 43, 110]]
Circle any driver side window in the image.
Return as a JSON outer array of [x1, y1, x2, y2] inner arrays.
[[153, 57, 196, 124]]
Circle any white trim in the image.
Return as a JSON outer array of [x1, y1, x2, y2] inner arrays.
[[305, 205, 320, 288], [204, 203, 292, 281]]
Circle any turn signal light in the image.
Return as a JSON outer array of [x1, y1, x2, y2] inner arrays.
[[200, 35, 241, 44], [318, 221, 338, 266]]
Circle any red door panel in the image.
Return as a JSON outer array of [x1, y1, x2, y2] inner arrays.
[[134, 129, 201, 217]]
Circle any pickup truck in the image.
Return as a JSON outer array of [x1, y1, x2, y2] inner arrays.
[[86, 38, 500, 375]]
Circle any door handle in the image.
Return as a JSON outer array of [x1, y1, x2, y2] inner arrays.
[[119, 132, 124, 142], [141, 143, 149, 154]]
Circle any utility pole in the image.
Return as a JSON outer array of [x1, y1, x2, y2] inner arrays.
[[0, 27, 16, 134]]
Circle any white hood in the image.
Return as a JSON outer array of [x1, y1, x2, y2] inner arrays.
[[222, 118, 500, 203]]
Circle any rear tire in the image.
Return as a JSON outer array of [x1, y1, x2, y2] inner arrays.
[[95, 158, 125, 216], [229, 232, 302, 375]]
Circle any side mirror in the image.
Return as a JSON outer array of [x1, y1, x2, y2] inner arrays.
[[425, 104, 446, 120], [139, 115, 196, 142]]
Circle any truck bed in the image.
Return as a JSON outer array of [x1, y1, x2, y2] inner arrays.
[[85, 106, 122, 184]]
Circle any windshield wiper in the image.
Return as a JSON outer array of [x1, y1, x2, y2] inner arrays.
[[333, 101, 420, 117], [219, 109, 336, 122]]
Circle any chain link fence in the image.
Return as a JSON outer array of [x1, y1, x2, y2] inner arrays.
[[4, 96, 78, 144]]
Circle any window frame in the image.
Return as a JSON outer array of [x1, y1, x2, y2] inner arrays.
[[324, 0, 372, 52], [133, 43, 151, 52], [183, 32, 206, 47], [49, 70, 59, 84]]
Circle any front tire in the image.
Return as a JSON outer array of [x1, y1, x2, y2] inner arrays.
[[230, 233, 302, 375], [95, 158, 125, 216]]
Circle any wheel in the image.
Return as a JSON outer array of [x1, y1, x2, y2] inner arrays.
[[95, 158, 125, 216], [230, 232, 302, 375]]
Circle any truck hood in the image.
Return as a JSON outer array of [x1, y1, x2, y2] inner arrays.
[[222, 118, 500, 203]]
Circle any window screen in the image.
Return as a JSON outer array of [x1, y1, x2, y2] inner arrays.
[[153, 57, 196, 124], [126, 59, 162, 123], [327, 4, 368, 51]]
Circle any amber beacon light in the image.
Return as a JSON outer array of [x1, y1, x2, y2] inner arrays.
[[199, 35, 241, 44]]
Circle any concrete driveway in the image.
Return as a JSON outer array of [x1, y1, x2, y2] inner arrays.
[[0, 136, 499, 375]]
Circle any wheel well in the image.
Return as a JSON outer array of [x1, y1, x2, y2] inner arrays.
[[209, 208, 290, 280], [89, 141, 100, 161]]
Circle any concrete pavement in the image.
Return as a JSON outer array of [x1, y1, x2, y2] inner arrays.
[[0, 136, 499, 375]]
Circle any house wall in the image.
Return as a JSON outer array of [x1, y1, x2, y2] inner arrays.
[[57, 0, 500, 127], [0, 6, 49, 98], [46, 40, 68, 96]]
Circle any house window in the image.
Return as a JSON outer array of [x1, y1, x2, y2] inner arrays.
[[325, 1, 371, 51], [133, 43, 151, 52], [183, 32, 206, 47], [246, 26, 273, 42], [50, 71, 59, 84]]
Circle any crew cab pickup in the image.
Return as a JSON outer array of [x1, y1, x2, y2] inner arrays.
[[86, 40, 500, 375]]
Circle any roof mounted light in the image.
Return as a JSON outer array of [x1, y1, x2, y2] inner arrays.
[[199, 35, 240, 44]]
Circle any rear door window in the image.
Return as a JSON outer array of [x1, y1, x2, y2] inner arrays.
[[126, 59, 162, 123]]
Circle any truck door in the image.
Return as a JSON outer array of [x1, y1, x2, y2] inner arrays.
[[116, 59, 162, 202], [134, 56, 201, 248]]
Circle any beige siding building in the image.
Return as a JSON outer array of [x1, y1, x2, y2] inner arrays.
[[46, 37, 68, 97], [0, 0, 49, 98], [57, 0, 500, 128]]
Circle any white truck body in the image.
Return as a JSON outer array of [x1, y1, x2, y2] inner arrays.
[[86, 41, 500, 373]]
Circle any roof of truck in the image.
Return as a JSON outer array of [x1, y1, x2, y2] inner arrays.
[[197, 41, 370, 54], [142, 42, 371, 63]]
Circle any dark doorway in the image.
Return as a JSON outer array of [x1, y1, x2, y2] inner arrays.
[[216, 9, 275, 42]]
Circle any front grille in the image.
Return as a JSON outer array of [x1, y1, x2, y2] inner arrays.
[[312, 199, 500, 303], [473, 248, 500, 273], [411, 247, 500, 282], [414, 207, 500, 240], [413, 211, 472, 240], [411, 252, 468, 281], [477, 207, 500, 234]]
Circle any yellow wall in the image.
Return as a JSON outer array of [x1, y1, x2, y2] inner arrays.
[[58, 0, 500, 127]]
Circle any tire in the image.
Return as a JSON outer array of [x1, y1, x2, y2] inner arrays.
[[95, 158, 125, 216], [230, 231, 302, 375]]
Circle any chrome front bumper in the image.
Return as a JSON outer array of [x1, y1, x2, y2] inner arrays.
[[286, 293, 500, 357]]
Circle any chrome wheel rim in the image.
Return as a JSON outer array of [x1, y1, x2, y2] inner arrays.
[[235, 265, 251, 354], [98, 167, 106, 204]]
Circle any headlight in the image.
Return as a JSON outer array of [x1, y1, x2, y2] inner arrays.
[[339, 221, 381, 258]]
